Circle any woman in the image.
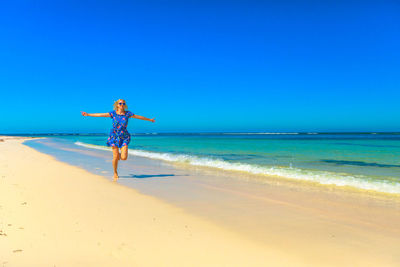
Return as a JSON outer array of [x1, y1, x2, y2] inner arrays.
[[81, 99, 155, 181]]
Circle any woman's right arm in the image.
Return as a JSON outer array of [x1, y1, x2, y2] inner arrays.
[[81, 111, 111, 117]]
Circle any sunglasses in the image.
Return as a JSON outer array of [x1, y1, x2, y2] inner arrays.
[[118, 103, 126, 106]]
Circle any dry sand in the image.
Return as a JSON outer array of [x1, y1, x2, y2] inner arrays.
[[0, 136, 399, 266], [0, 137, 298, 266]]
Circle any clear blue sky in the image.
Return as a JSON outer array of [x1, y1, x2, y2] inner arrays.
[[1, 1, 399, 133]]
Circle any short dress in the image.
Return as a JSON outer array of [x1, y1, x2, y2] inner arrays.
[[106, 110, 134, 148]]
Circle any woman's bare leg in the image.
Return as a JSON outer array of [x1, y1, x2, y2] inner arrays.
[[112, 147, 120, 181], [120, 145, 128, 160]]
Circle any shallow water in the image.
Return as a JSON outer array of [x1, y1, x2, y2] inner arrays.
[[24, 133, 400, 194]]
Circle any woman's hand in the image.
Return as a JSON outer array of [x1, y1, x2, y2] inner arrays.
[[81, 111, 88, 116], [150, 118, 155, 123]]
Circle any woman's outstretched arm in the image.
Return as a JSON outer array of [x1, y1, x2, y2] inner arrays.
[[81, 111, 111, 117], [131, 114, 155, 122]]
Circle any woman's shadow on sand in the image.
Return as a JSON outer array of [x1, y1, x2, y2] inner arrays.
[[119, 174, 184, 179]]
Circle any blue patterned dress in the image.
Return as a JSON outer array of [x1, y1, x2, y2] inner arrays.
[[106, 110, 134, 148]]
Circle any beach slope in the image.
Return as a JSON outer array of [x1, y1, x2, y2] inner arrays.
[[1, 137, 400, 266]]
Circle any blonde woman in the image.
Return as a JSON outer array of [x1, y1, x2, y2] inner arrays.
[[81, 99, 155, 181]]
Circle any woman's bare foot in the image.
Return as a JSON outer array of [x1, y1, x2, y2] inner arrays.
[[113, 173, 119, 181]]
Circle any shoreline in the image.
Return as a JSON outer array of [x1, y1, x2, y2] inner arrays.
[[73, 137, 400, 196], [5, 132, 400, 197], [1, 136, 400, 266]]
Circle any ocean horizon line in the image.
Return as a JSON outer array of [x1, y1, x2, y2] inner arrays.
[[2, 131, 400, 136]]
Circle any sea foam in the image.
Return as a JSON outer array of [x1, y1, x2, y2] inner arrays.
[[75, 141, 400, 195]]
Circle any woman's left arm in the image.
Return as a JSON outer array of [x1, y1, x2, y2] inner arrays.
[[131, 114, 155, 123]]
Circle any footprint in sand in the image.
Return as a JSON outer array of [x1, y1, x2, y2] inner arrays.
[[13, 249, 23, 253], [111, 244, 135, 260]]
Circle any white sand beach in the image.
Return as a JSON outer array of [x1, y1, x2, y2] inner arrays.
[[1, 136, 399, 266]]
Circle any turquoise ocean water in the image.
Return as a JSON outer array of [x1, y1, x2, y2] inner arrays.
[[20, 133, 400, 194]]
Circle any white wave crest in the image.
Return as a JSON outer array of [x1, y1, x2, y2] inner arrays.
[[75, 141, 400, 195]]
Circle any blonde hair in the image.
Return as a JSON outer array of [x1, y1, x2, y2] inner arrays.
[[113, 99, 128, 111]]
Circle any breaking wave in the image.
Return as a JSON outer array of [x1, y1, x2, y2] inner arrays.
[[75, 141, 400, 195]]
